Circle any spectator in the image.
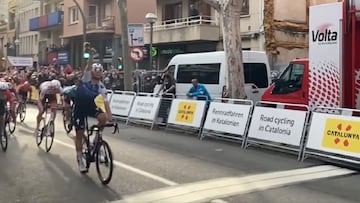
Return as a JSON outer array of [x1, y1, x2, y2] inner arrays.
[[157, 70, 176, 124], [189, 4, 200, 23], [187, 79, 211, 101]]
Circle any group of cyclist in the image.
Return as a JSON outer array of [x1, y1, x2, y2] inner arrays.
[[1, 48, 112, 173]]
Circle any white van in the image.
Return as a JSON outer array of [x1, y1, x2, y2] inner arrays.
[[166, 51, 271, 102]]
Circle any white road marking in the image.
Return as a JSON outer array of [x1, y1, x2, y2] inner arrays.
[[53, 139, 178, 186], [210, 199, 229, 203], [112, 165, 355, 203]]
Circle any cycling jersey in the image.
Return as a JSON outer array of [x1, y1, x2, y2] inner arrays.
[[18, 82, 32, 92], [0, 81, 11, 116], [75, 71, 107, 102], [63, 85, 77, 99], [39, 81, 63, 101]]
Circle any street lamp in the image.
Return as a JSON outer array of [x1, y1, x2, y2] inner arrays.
[[145, 13, 157, 70], [14, 39, 20, 56]]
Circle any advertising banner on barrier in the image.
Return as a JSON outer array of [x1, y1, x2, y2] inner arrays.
[[167, 99, 206, 128], [110, 94, 135, 117], [247, 107, 307, 146], [307, 112, 360, 158], [128, 96, 161, 120], [107, 91, 113, 101], [203, 102, 251, 136]]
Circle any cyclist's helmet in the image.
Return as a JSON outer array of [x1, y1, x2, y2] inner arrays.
[[91, 63, 103, 72], [51, 79, 61, 89], [0, 82, 9, 90]]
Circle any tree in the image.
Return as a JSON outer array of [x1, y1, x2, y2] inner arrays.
[[118, 0, 134, 91], [203, 0, 246, 99]]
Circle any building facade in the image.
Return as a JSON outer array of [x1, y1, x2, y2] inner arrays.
[[17, 0, 40, 65], [0, 0, 8, 70], [144, 0, 264, 69], [29, 0, 65, 66], [7, 0, 17, 58], [61, 0, 156, 69]]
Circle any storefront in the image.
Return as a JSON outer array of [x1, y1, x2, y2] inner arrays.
[[139, 41, 218, 70]]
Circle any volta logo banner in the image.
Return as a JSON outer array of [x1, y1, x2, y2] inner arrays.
[[322, 118, 360, 153], [175, 102, 197, 124]]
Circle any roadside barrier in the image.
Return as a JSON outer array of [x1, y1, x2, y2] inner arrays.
[[126, 92, 161, 129], [245, 101, 310, 160], [303, 107, 360, 164], [110, 91, 136, 122], [166, 98, 207, 136], [23, 86, 360, 167], [200, 98, 253, 146], [156, 93, 175, 126]]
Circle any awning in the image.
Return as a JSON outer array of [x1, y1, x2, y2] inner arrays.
[[7, 56, 33, 67]]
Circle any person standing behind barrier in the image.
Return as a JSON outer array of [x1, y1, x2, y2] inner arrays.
[[157, 70, 176, 124], [187, 79, 211, 102]]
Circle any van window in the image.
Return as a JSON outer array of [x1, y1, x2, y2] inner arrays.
[[244, 63, 269, 88], [272, 63, 304, 94], [177, 63, 220, 84]]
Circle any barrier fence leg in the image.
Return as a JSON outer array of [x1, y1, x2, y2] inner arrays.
[[197, 127, 203, 140]]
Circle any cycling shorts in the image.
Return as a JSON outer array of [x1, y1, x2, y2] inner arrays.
[[0, 99, 6, 116], [18, 90, 28, 101], [73, 96, 103, 131], [39, 91, 57, 106]]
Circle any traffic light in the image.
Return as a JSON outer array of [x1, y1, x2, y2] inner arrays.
[[117, 57, 123, 70], [83, 42, 90, 59]]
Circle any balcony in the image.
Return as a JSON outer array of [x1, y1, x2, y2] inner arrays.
[[144, 16, 220, 44], [86, 16, 115, 33], [29, 11, 63, 31]]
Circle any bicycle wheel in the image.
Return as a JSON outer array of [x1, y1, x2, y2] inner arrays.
[[45, 121, 55, 152], [95, 140, 113, 185], [36, 118, 45, 146], [7, 112, 16, 134], [0, 128, 8, 152], [81, 138, 91, 173], [62, 110, 72, 133], [19, 103, 26, 122]]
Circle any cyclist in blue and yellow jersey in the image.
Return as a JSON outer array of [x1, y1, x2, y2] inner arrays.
[[73, 48, 112, 173]]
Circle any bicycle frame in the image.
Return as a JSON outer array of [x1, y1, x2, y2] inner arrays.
[[83, 117, 118, 162], [43, 100, 57, 134], [84, 117, 102, 161]]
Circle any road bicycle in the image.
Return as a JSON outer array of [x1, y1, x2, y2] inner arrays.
[[17, 98, 27, 123], [82, 116, 119, 185], [36, 99, 57, 152]]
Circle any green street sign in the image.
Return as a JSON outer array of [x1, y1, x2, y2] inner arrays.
[[83, 53, 90, 59], [151, 47, 157, 57]]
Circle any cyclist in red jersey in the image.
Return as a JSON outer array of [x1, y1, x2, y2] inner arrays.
[[17, 81, 32, 103], [3, 76, 18, 122]]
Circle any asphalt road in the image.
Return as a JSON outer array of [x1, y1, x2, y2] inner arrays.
[[0, 106, 359, 203]]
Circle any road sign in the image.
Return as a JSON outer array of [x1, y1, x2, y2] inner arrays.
[[130, 47, 144, 62], [128, 24, 144, 47]]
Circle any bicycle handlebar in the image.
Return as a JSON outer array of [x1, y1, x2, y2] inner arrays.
[[89, 122, 119, 134]]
